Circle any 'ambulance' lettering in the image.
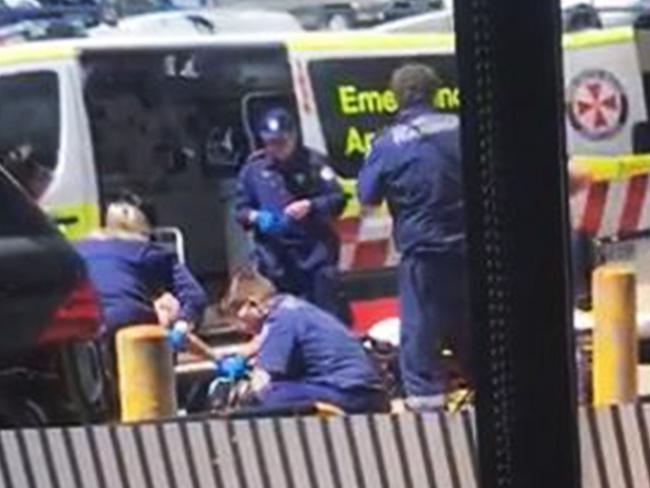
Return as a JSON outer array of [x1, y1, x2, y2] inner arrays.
[[345, 127, 375, 156]]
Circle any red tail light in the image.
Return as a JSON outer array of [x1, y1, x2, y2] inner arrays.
[[37, 279, 101, 346]]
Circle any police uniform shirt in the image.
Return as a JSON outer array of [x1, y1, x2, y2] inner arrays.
[[235, 147, 345, 271], [235, 147, 345, 237]]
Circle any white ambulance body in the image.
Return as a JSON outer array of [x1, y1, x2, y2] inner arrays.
[[0, 28, 649, 323]]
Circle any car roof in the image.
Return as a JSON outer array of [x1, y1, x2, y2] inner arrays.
[[371, 10, 454, 33], [88, 8, 304, 38]]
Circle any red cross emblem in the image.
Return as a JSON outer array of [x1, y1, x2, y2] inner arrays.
[[567, 69, 628, 140]]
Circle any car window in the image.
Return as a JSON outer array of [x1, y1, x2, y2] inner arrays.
[[0, 71, 60, 198], [0, 166, 56, 237]]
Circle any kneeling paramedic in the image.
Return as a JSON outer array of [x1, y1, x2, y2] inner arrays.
[[222, 268, 388, 413], [235, 107, 351, 324], [358, 64, 472, 411], [76, 193, 208, 341]]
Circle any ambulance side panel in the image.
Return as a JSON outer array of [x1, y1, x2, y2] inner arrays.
[[564, 32, 647, 156], [287, 37, 458, 283], [0, 53, 99, 239]]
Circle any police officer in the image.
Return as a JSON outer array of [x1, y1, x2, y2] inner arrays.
[[235, 107, 351, 324], [358, 64, 470, 410], [76, 193, 208, 337]]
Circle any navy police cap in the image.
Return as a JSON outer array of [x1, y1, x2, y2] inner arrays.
[[258, 107, 296, 140]]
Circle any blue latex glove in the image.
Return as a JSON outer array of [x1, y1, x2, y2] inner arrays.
[[255, 210, 284, 235], [166, 321, 189, 352], [207, 355, 251, 398], [215, 354, 249, 381]]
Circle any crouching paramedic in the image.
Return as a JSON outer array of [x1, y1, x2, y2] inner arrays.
[[235, 107, 351, 324], [222, 268, 389, 413], [76, 193, 208, 337]]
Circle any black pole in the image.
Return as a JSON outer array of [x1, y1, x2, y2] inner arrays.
[[453, 0, 581, 486]]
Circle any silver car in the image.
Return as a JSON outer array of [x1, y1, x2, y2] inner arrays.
[[373, 0, 637, 34]]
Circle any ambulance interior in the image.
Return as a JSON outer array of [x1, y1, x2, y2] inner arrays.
[[81, 47, 295, 306]]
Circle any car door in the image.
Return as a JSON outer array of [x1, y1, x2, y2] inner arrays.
[[0, 165, 98, 352]]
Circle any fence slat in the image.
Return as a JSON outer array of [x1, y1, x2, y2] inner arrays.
[[447, 413, 477, 488], [350, 415, 383, 488], [232, 420, 265, 488], [279, 417, 313, 488], [374, 415, 407, 488], [618, 404, 650, 488], [138, 424, 172, 488], [326, 417, 361, 488], [21, 430, 54, 488], [8, 405, 650, 488], [114, 425, 148, 488], [595, 407, 627, 487], [303, 417, 338, 488], [397, 413, 433, 487], [422, 413, 455, 488], [253, 419, 290, 488], [185, 422, 220, 488], [1, 431, 29, 488], [208, 420, 243, 488]]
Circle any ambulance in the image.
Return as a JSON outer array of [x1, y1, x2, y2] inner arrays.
[[0, 27, 648, 329]]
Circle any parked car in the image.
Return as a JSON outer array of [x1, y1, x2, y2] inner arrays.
[[373, 0, 604, 33], [213, 0, 441, 30], [370, 5, 451, 32], [0, 163, 105, 426], [563, 0, 604, 30], [88, 7, 303, 36], [0, 0, 116, 42]]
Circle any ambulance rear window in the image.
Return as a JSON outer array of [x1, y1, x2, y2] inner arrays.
[[0, 71, 60, 172]]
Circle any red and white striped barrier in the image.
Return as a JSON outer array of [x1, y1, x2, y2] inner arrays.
[[572, 174, 650, 237], [336, 215, 398, 271]]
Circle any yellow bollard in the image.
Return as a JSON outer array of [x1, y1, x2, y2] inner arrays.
[[592, 264, 638, 406], [116, 325, 177, 422]]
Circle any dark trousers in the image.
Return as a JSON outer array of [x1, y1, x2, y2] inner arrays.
[[260, 261, 352, 325], [309, 264, 352, 325], [259, 381, 389, 413], [398, 251, 472, 397]]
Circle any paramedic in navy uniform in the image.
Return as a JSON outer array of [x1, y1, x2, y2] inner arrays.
[[358, 64, 472, 411], [235, 107, 351, 324], [76, 193, 207, 337], [222, 268, 388, 413]]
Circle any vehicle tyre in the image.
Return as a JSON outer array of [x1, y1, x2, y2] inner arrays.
[[0, 396, 48, 428]]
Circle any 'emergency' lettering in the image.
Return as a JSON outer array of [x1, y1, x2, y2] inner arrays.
[[339, 85, 459, 114], [433, 88, 460, 109], [345, 126, 375, 156], [339, 86, 359, 114], [338, 86, 398, 115]]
